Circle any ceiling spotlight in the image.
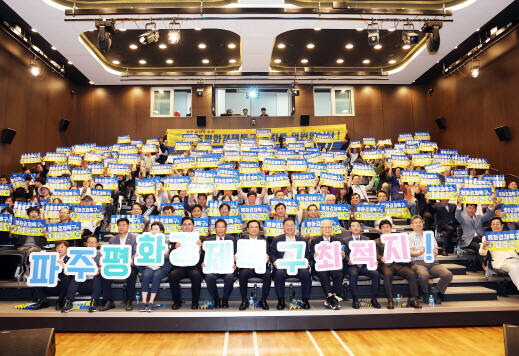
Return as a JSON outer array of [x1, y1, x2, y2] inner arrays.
[[336, 58, 344, 64], [159, 43, 167, 49], [274, 58, 282, 64], [374, 44, 382, 50], [388, 59, 397, 64], [51, 46, 57, 50], [367, 22, 379, 47], [229, 59, 237, 64], [168, 21, 181, 45], [314, 27, 322, 31], [356, 28, 363, 32], [300, 58, 309, 64], [194, 27, 202, 31], [196, 87, 204, 97], [31, 28, 37, 33], [402, 22, 420, 46], [277, 43, 286, 49], [469, 58, 480, 78], [112, 60, 120, 65], [388, 27, 396, 32], [139, 22, 159, 46], [67, 61, 72, 65], [95, 19, 115, 53], [306, 43, 315, 49], [422, 21, 442, 54], [402, 44, 411, 50], [202, 59, 210, 64], [129, 44, 138, 50], [198, 43, 207, 49], [166, 59, 173, 64], [227, 43, 236, 49], [119, 28, 127, 32], [29, 57, 41, 77], [362, 59, 370, 64], [345, 43, 354, 49], [139, 59, 147, 64], [89, 81, 94, 85]]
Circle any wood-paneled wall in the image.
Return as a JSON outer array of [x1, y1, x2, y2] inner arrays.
[[0, 29, 78, 175]]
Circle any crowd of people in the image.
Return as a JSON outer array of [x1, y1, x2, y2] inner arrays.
[[0, 129, 517, 314]]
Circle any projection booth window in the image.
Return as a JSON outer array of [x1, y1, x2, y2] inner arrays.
[[313, 87, 355, 116], [150, 87, 192, 117], [214, 88, 291, 117]]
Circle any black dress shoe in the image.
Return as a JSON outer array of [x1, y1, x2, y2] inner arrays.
[[352, 300, 360, 309], [302, 299, 310, 310], [88, 299, 98, 313], [61, 300, 73, 313], [371, 298, 381, 309], [221, 299, 229, 309], [441, 250, 449, 256], [276, 298, 285, 310], [213, 299, 221, 309], [125, 301, 133, 311], [260, 299, 269, 310], [171, 302, 181, 310], [55, 301, 62, 311], [98, 300, 115, 311], [387, 300, 394, 309], [239, 301, 248, 311], [32, 299, 49, 310], [191, 302, 199, 310], [410, 299, 422, 309]]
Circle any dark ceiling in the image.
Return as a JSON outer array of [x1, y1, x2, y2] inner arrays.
[[270, 29, 426, 74], [82, 28, 241, 74]]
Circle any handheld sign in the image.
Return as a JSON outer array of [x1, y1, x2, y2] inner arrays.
[[348, 240, 377, 270], [381, 233, 411, 263], [314, 241, 343, 272], [423, 231, 436, 263], [64, 247, 98, 282], [236, 239, 267, 274], [27, 252, 63, 287], [100, 245, 132, 279], [485, 230, 519, 251], [202, 240, 235, 274], [135, 233, 169, 267], [276, 241, 308, 275], [169, 232, 201, 267]]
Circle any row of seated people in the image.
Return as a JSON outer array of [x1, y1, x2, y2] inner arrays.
[[29, 215, 456, 313]]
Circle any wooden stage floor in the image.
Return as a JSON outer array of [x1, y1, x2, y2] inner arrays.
[[55, 327, 504, 356]]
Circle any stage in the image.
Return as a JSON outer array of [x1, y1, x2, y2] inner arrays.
[[2, 298, 519, 332]]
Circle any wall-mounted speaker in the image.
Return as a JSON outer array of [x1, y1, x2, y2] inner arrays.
[[435, 117, 447, 129], [1, 128, 16, 144], [59, 119, 70, 131], [300, 114, 310, 127], [494, 126, 511, 141], [197, 115, 206, 127]]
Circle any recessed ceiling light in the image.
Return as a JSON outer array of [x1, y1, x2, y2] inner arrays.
[[345, 43, 354, 49], [301, 58, 309, 64], [67, 60, 72, 65], [89, 81, 94, 85], [374, 44, 383, 50], [306, 43, 315, 49], [229, 59, 237, 64], [388, 28, 396, 32], [202, 59, 210, 64], [51, 46, 56, 50], [356, 28, 363, 32], [195, 27, 202, 31], [159, 44, 167, 49], [314, 27, 322, 31], [277, 43, 286, 49], [227, 43, 236, 49], [388, 59, 397, 64], [274, 58, 282, 64], [166, 59, 174, 64], [362, 59, 370, 64], [336, 58, 344, 64], [112, 60, 120, 65], [402, 44, 411, 50], [129, 44, 138, 50], [31, 28, 37, 33], [119, 28, 127, 32], [139, 59, 147, 64], [198, 43, 207, 49]]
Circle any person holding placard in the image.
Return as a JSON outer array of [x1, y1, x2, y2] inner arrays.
[[428, 199, 457, 255], [479, 217, 519, 290], [347, 175, 374, 204], [343, 220, 381, 309], [203, 219, 237, 308], [99, 218, 138, 312], [13, 207, 46, 254], [269, 217, 311, 310], [300, 204, 320, 240], [408, 215, 453, 304], [168, 217, 203, 310], [376, 220, 421, 309], [237, 220, 271, 310], [310, 219, 344, 310]]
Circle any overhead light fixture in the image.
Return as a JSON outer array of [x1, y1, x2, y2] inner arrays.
[[168, 21, 181, 45], [67, 60, 72, 65], [229, 59, 237, 64], [314, 27, 321, 31], [367, 22, 379, 47], [388, 59, 397, 64], [402, 44, 411, 50], [362, 59, 370, 64], [119, 28, 127, 32], [159, 44, 167, 49], [31, 28, 37, 33], [89, 81, 94, 85], [201, 59, 209, 64], [374, 44, 382, 50], [138, 59, 147, 64], [402, 22, 420, 46], [306, 43, 315, 49], [336, 58, 344, 64], [194, 27, 202, 31], [139, 22, 159, 46], [469, 58, 480, 78], [246, 89, 258, 99], [277, 43, 286, 49], [274, 58, 282, 64], [227, 43, 236, 49], [356, 28, 363, 32], [112, 60, 120, 65], [51, 46, 57, 50], [129, 44, 138, 50], [345, 43, 354, 50], [95, 19, 115, 53], [166, 59, 174, 64], [422, 21, 442, 54], [300, 58, 309, 64], [388, 27, 396, 32], [29, 57, 41, 77], [198, 43, 207, 49]]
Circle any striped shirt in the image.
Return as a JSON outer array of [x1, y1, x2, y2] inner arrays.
[[408, 231, 438, 262]]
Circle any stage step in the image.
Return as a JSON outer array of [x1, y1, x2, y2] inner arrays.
[[442, 263, 467, 275], [443, 286, 497, 301]]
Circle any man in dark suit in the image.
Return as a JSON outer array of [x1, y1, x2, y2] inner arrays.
[[99, 217, 138, 311], [430, 199, 457, 255], [310, 219, 344, 310], [203, 219, 237, 308], [238, 220, 271, 310], [269, 217, 311, 310], [343, 220, 381, 309]]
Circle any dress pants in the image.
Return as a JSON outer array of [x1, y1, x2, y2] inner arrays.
[[314, 270, 343, 297], [411, 261, 453, 295], [168, 266, 202, 304], [101, 266, 138, 302], [381, 263, 418, 300], [66, 275, 102, 301], [238, 268, 271, 301], [501, 259, 519, 290], [346, 265, 380, 300], [272, 268, 312, 300], [205, 271, 237, 301], [34, 275, 70, 303], [438, 224, 456, 253]]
